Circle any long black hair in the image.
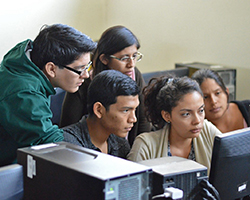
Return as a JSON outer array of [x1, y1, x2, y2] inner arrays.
[[92, 25, 140, 77], [192, 69, 229, 102]]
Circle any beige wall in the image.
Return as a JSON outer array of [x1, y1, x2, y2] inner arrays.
[[0, 0, 103, 58], [1, 0, 249, 99]]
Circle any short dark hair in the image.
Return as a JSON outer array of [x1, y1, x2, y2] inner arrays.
[[143, 75, 203, 129], [92, 25, 140, 77], [31, 24, 97, 70], [87, 70, 140, 115], [191, 69, 229, 102]]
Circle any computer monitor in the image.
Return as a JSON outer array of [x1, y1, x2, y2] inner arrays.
[[209, 127, 250, 200], [142, 67, 189, 84]]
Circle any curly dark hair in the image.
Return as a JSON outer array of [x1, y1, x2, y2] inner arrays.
[[143, 75, 203, 129]]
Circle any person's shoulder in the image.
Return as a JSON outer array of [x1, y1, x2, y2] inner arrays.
[[203, 119, 213, 126], [202, 119, 215, 130], [62, 119, 89, 144], [136, 128, 165, 142], [63, 121, 85, 135], [202, 119, 222, 136]]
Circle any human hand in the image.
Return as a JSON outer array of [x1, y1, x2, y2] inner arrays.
[[189, 179, 220, 200]]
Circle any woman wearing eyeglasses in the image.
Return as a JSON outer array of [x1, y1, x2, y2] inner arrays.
[[60, 25, 151, 146]]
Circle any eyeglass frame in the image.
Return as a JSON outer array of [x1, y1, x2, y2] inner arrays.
[[109, 52, 143, 63], [60, 61, 92, 76]]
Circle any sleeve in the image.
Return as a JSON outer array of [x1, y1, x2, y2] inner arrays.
[[60, 80, 90, 128], [232, 100, 250, 126], [0, 126, 18, 166], [1, 89, 63, 147], [127, 134, 153, 162], [242, 100, 250, 126]]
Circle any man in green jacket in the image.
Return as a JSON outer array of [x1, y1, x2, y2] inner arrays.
[[0, 24, 96, 166]]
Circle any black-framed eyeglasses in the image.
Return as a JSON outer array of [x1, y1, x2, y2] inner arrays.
[[60, 61, 92, 76], [109, 52, 143, 63]]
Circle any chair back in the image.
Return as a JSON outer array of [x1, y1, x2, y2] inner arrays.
[[0, 164, 23, 200]]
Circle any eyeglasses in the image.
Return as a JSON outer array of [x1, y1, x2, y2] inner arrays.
[[109, 52, 143, 63], [60, 61, 92, 76]]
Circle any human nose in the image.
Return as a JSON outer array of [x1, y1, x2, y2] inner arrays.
[[128, 111, 137, 123], [210, 94, 217, 105], [192, 113, 202, 125], [126, 57, 136, 68], [80, 70, 89, 79]]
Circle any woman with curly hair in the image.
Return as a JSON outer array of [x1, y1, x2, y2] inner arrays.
[[127, 75, 221, 173]]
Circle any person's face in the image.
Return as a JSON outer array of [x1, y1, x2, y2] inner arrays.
[[106, 44, 138, 78], [200, 78, 228, 122], [163, 91, 205, 140], [100, 95, 139, 138], [54, 53, 91, 93]]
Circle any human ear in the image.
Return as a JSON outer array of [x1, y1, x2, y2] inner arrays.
[[44, 62, 57, 78], [161, 110, 171, 123], [93, 102, 105, 119], [99, 54, 109, 65]]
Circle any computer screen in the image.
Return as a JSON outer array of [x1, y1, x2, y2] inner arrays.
[[142, 67, 189, 84], [209, 127, 250, 200]]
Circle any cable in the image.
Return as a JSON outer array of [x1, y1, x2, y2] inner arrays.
[[152, 187, 183, 199], [152, 193, 170, 199]]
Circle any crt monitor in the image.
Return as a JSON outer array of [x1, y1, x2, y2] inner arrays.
[[209, 127, 250, 200]]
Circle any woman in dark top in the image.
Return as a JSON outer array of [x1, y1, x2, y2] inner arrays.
[[60, 25, 151, 146], [192, 68, 250, 133]]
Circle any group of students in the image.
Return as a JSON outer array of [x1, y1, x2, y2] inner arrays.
[[0, 23, 249, 198], [60, 24, 250, 173]]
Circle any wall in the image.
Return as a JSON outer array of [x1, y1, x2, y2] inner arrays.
[[0, 0, 249, 99], [104, 1, 250, 70], [0, 0, 104, 58], [100, 0, 250, 100]]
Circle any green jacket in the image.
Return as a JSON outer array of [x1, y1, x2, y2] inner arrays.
[[0, 39, 63, 165]]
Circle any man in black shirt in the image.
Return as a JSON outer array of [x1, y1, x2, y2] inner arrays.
[[63, 70, 140, 159]]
